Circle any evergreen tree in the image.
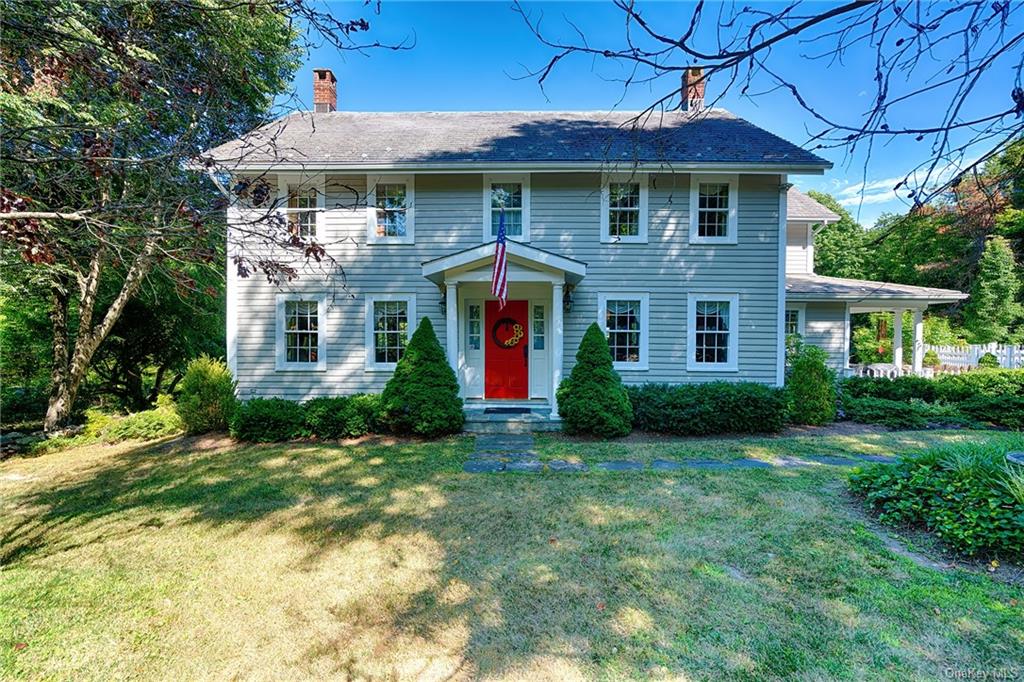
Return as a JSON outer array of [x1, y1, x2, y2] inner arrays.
[[964, 236, 1023, 343], [556, 323, 632, 437]]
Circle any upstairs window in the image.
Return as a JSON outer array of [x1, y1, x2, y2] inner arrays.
[[287, 186, 318, 238], [598, 293, 650, 371], [483, 174, 530, 241], [275, 294, 326, 371], [687, 293, 739, 372], [601, 174, 648, 243], [367, 175, 414, 244], [689, 174, 738, 244]]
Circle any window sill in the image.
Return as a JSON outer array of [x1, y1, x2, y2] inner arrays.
[[613, 363, 649, 371], [688, 236, 738, 246], [601, 236, 648, 245], [275, 364, 327, 373], [686, 363, 739, 373], [365, 363, 399, 373], [367, 237, 415, 246]]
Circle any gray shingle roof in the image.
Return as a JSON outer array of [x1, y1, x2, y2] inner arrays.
[[787, 187, 839, 222], [787, 274, 967, 303], [203, 110, 831, 169]]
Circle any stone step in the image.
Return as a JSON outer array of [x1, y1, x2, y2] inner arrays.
[[463, 418, 560, 434]]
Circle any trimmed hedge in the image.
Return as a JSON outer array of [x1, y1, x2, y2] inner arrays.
[[379, 318, 464, 437], [842, 396, 928, 430], [849, 437, 1024, 557], [176, 355, 237, 434], [230, 398, 305, 442], [304, 394, 380, 439], [785, 344, 836, 425], [627, 382, 786, 436], [557, 323, 632, 437], [959, 395, 1024, 430], [842, 369, 1024, 404], [841, 375, 938, 403]]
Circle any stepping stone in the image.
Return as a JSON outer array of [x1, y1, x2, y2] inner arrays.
[[506, 460, 543, 473], [595, 460, 644, 471], [547, 459, 587, 472], [463, 460, 505, 473], [651, 459, 683, 470], [475, 434, 534, 452], [680, 459, 753, 470], [773, 456, 820, 468], [804, 454, 862, 466], [470, 451, 536, 460], [733, 459, 774, 469], [856, 455, 899, 464]]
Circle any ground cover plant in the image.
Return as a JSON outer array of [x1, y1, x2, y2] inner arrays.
[[2, 431, 1021, 679]]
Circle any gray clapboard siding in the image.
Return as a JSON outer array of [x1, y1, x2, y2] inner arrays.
[[231, 171, 784, 399], [804, 302, 848, 370]]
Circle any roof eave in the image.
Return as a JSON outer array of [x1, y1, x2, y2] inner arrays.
[[200, 160, 831, 175]]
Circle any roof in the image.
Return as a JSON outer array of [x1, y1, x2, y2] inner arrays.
[[202, 110, 831, 171], [787, 187, 839, 223], [787, 274, 967, 304], [422, 241, 587, 285]]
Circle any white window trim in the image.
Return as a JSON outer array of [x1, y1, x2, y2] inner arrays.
[[597, 292, 650, 371], [366, 174, 415, 245], [483, 173, 531, 243], [689, 173, 738, 245], [275, 293, 327, 372], [785, 303, 807, 337], [364, 293, 417, 372], [277, 174, 326, 241], [600, 173, 649, 244], [687, 292, 740, 372]]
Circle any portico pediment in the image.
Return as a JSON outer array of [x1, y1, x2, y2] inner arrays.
[[422, 241, 586, 286]]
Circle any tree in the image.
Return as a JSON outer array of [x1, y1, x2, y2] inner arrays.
[[963, 236, 1023, 343], [807, 191, 868, 279], [0, 1, 395, 431], [556, 323, 632, 437]]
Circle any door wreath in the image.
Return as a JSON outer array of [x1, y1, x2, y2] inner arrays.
[[491, 318, 524, 348]]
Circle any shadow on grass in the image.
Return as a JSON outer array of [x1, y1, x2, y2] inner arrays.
[[3, 434, 1021, 678]]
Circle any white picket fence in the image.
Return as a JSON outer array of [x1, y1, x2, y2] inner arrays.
[[925, 343, 1024, 369]]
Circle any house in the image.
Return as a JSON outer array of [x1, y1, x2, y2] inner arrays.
[[205, 68, 966, 419]]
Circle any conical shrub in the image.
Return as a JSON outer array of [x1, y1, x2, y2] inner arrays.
[[380, 317, 464, 437], [556, 322, 632, 437]]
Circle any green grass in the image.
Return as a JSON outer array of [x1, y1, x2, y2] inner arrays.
[[2, 431, 1022, 680]]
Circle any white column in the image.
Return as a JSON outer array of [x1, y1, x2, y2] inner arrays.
[[912, 308, 924, 374], [445, 282, 458, 375], [892, 308, 904, 371], [551, 283, 564, 419]]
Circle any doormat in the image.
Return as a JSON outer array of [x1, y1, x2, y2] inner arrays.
[[484, 407, 531, 414]]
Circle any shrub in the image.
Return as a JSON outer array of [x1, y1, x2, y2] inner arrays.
[[842, 396, 927, 429], [304, 394, 380, 439], [978, 352, 1001, 369], [557, 323, 632, 438], [785, 344, 836, 425], [98, 396, 184, 443], [849, 436, 1024, 556], [627, 382, 786, 436], [379, 318, 463, 437], [230, 398, 305, 442], [841, 375, 937, 403], [959, 395, 1024, 430], [0, 383, 48, 426], [933, 369, 1024, 403], [923, 349, 941, 368], [176, 355, 237, 434]]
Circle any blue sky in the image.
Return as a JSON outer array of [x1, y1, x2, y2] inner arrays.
[[292, 1, 1017, 227]]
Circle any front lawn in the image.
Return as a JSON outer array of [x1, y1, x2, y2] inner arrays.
[[2, 432, 1022, 680]]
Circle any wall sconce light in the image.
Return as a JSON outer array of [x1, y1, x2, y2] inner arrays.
[[438, 289, 447, 314], [563, 285, 574, 314]]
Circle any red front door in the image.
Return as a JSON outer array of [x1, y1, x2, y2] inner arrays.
[[485, 300, 529, 399]]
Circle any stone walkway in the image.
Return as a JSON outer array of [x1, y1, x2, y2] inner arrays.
[[463, 434, 898, 473]]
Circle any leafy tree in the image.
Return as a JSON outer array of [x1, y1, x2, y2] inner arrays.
[[557, 323, 632, 437], [807, 191, 868, 279], [963, 236, 1023, 343]]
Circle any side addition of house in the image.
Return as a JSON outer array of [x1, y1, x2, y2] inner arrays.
[[205, 68, 967, 419]]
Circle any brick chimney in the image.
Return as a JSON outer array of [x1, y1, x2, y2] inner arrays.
[[312, 68, 337, 112], [682, 67, 705, 111]]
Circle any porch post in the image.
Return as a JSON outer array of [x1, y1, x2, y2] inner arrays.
[[445, 282, 458, 375], [912, 308, 924, 374], [551, 283, 564, 419], [892, 308, 904, 371]]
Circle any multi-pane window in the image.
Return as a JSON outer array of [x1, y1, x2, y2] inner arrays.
[[694, 300, 731, 364], [533, 305, 545, 350], [608, 182, 641, 238], [697, 182, 730, 238], [490, 182, 523, 237], [785, 309, 801, 336], [287, 185, 318, 238], [374, 183, 408, 237], [284, 300, 319, 364], [467, 304, 482, 351], [605, 299, 642, 364], [373, 300, 409, 364]]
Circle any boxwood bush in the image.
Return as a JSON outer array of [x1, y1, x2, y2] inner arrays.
[[849, 436, 1024, 557], [557, 323, 633, 437], [785, 344, 836, 425], [626, 381, 786, 436], [176, 355, 237, 434], [304, 394, 380, 439], [230, 398, 305, 442], [841, 374, 938, 403]]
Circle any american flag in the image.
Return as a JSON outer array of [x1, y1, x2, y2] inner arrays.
[[490, 206, 508, 309]]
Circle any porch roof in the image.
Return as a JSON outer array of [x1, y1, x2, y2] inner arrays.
[[786, 274, 967, 305], [422, 241, 587, 285]]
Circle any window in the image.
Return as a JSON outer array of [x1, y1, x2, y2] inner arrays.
[[600, 174, 648, 243], [483, 174, 530, 241], [598, 293, 650, 370], [275, 294, 326, 371], [784, 304, 806, 337], [687, 293, 739, 372], [689, 174, 738, 244], [367, 175, 414, 244], [287, 186, 318, 238], [364, 294, 416, 370], [533, 305, 545, 350], [467, 304, 482, 350]]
